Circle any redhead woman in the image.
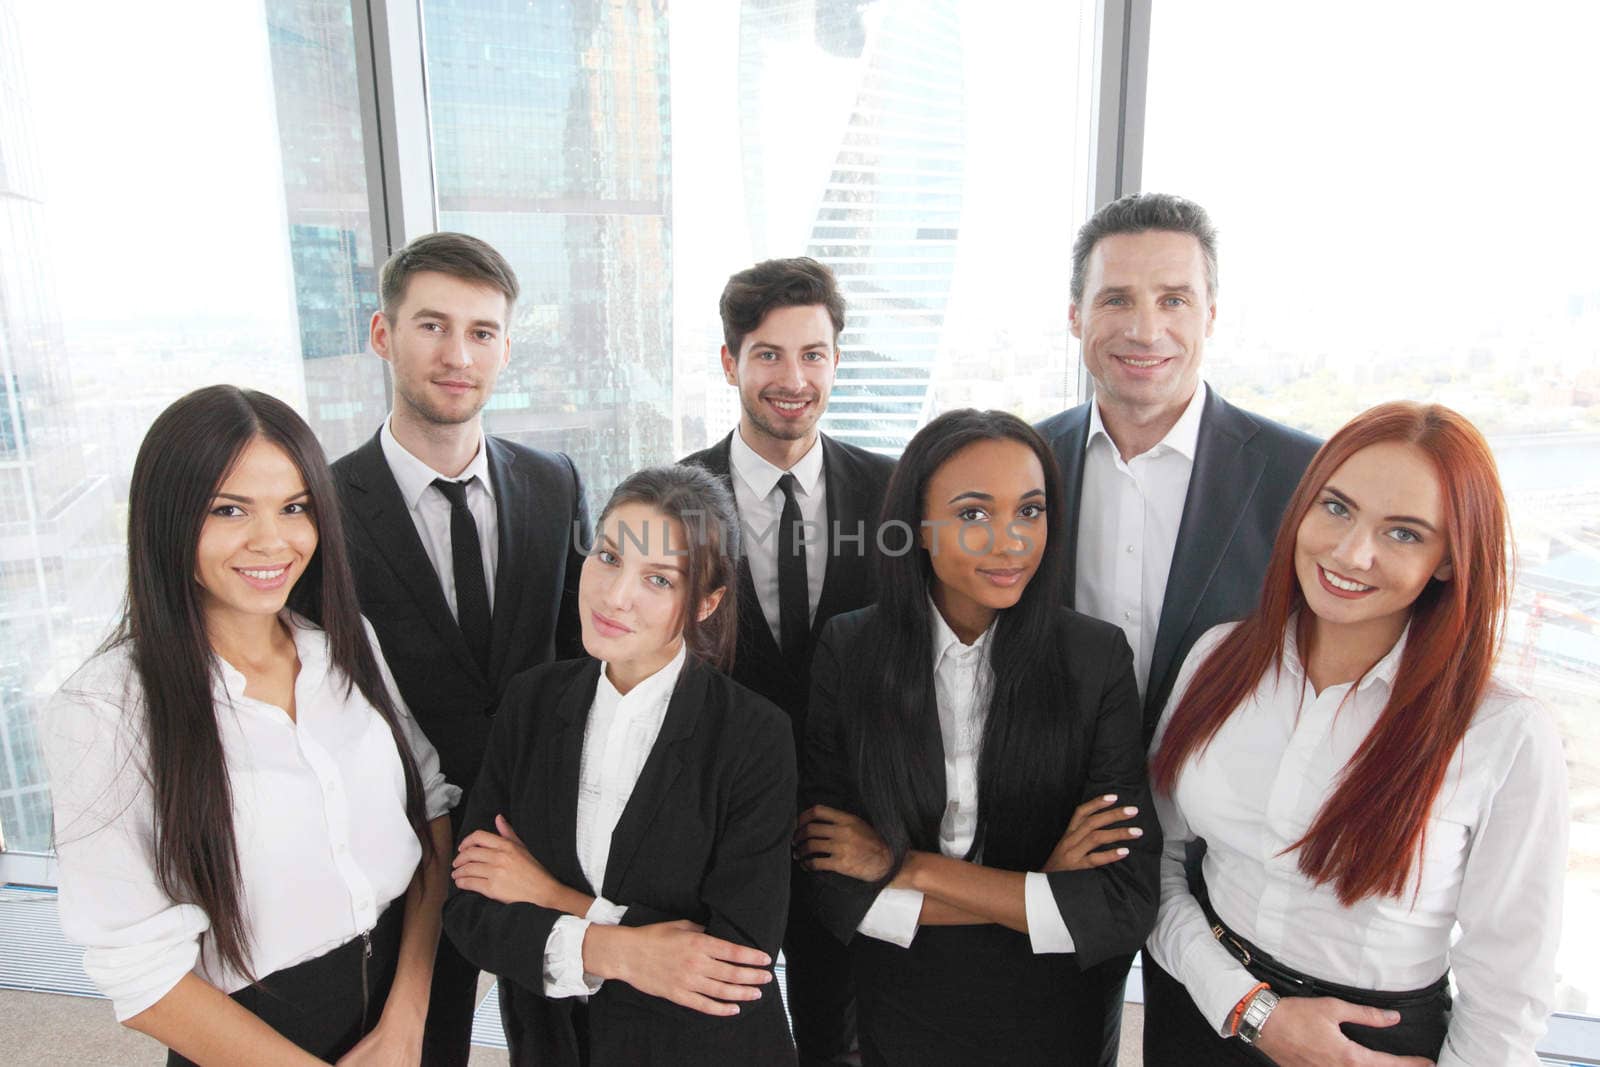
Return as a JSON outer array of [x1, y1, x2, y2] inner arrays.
[[796, 409, 1160, 1066], [44, 386, 457, 1065], [1145, 402, 1567, 1066], [442, 465, 797, 1066]]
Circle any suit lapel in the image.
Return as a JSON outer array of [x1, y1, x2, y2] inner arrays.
[[547, 660, 600, 893], [601, 661, 705, 898], [1054, 409, 1091, 608], [1147, 393, 1263, 713], [485, 438, 529, 684], [342, 434, 482, 680]]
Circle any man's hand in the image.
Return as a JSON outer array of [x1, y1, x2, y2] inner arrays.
[[793, 804, 893, 883]]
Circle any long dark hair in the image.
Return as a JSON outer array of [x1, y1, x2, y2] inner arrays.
[[859, 409, 1069, 867], [110, 385, 430, 980], [1151, 402, 1510, 902], [596, 465, 741, 671]]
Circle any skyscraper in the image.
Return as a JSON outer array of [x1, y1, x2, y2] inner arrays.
[[424, 0, 675, 503], [739, 0, 965, 454], [0, 0, 117, 853]]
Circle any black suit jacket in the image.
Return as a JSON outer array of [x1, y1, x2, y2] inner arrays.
[[331, 431, 590, 796], [443, 657, 798, 1067], [679, 431, 896, 753], [1036, 388, 1320, 737], [802, 606, 1160, 1066]]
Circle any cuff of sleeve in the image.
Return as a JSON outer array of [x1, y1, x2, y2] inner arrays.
[[424, 780, 462, 822], [1194, 960, 1265, 1036], [1024, 871, 1076, 954], [857, 886, 923, 948], [542, 915, 604, 998], [586, 896, 626, 925]]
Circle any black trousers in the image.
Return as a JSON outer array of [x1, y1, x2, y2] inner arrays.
[[166, 901, 402, 1065], [785, 865, 857, 1066], [422, 929, 481, 1066]]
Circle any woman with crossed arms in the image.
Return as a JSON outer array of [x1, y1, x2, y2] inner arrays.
[[1145, 402, 1567, 1066], [794, 409, 1160, 1066]]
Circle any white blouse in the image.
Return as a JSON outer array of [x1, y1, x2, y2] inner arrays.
[[43, 615, 459, 1021], [856, 604, 1075, 954], [542, 644, 688, 997], [1148, 621, 1567, 1067]]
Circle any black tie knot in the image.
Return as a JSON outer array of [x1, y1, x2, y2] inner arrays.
[[433, 477, 473, 509]]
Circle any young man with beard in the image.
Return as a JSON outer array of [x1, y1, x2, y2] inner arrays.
[[682, 257, 894, 1067], [332, 232, 590, 1066]]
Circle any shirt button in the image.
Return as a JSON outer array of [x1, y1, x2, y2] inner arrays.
[[1126, 544, 1135, 554], [1123, 611, 1133, 621]]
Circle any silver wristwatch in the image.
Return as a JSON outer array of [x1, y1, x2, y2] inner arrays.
[[1236, 987, 1280, 1045]]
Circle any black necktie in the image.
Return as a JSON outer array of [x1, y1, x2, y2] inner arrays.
[[776, 473, 810, 668], [432, 478, 492, 675]]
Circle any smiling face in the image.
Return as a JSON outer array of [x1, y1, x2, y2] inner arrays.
[[1070, 230, 1214, 429], [920, 438, 1049, 642], [371, 270, 512, 428], [580, 501, 725, 688], [194, 437, 319, 631], [720, 303, 839, 449], [1294, 440, 1453, 653]]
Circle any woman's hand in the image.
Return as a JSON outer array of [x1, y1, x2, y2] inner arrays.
[[333, 1015, 423, 1066], [793, 804, 893, 883], [1043, 794, 1142, 872], [583, 920, 773, 1017], [452, 815, 568, 909], [1254, 997, 1435, 1067]]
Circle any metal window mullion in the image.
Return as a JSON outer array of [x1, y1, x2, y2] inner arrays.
[[350, 0, 437, 259]]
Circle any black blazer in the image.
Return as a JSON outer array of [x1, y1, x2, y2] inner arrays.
[[679, 431, 896, 751], [802, 606, 1161, 1066], [1036, 388, 1320, 737], [331, 431, 590, 796], [442, 657, 798, 1067]]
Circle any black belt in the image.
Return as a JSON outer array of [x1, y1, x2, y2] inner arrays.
[[1193, 878, 1451, 1058]]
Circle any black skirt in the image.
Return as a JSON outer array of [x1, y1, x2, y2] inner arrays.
[[166, 900, 404, 1065]]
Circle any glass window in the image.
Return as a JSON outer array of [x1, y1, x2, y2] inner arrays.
[[0, 0, 379, 855], [422, 0, 1097, 501], [1143, 0, 1600, 1020]]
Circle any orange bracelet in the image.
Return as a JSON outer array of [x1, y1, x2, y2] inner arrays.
[[1226, 982, 1270, 1036]]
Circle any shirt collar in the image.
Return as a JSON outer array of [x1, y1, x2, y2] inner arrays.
[[380, 415, 494, 511], [596, 641, 689, 717], [212, 611, 329, 704], [1282, 615, 1410, 694], [928, 594, 996, 670], [729, 427, 825, 501], [1087, 381, 1208, 462]]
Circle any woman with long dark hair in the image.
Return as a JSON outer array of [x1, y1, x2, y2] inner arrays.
[[1144, 402, 1567, 1066], [794, 409, 1160, 1065], [443, 465, 797, 1065], [44, 386, 457, 1065]]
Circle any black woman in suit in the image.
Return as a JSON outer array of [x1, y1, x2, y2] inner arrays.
[[795, 409, 1162, 1066], [443, 465, 797, 1066]]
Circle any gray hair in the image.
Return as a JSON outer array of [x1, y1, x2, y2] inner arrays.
[[1070, 192, 1218, 304]]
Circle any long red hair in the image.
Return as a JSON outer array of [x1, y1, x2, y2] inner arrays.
[[1150, 402, 1511, 903]]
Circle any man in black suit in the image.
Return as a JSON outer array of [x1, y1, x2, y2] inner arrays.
[[1038, 192, 1320, 739], [1036, 193, 1319, 1065], [332, 232, 589, 1066], [682, 257, 894, 1067]]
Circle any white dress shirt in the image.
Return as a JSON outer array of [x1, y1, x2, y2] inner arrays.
[[1075, 383, 1207, 698], [1148, 621, 1567, 1067], [728, 429, 828, 640], [43, 615, 459, 1022], [542, 644, 689, 997], [380, 416, 498, 616], [856, 602, 1075, 954]]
